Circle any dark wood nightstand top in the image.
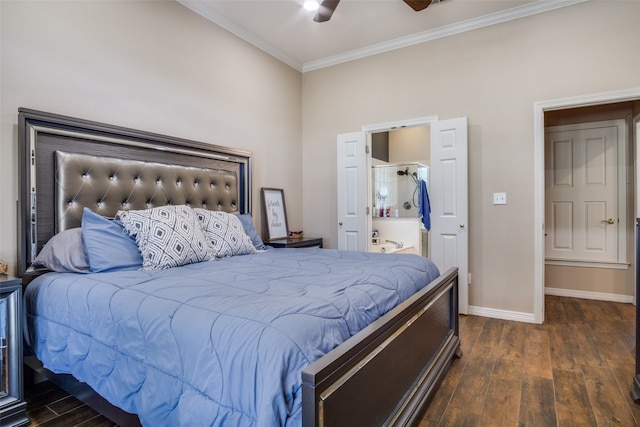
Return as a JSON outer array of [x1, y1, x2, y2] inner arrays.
[[268, 237, 323, 249]]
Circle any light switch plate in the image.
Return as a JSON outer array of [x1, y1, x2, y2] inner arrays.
[[493, 192, 507, 205]]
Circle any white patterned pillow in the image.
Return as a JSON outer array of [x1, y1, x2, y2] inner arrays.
[[118, 205, 215, 270], [194, 209, 257, 258]]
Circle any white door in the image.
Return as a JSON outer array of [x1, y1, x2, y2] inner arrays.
[[430, 117, 469, 314], [545, 120, 625, 264], [337, 131, 368, 251]]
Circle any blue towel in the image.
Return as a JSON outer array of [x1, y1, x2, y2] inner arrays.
[[419, 179, 431, 231]]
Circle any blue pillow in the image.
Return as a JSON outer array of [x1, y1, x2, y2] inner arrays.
[[235, 213, 268, 250], [81, 208, 143, 272]]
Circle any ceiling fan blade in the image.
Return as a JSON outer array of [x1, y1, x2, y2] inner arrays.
[[314, 0, 340, 22], [403, 0, 432, 12]]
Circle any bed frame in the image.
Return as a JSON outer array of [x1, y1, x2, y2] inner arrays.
[[17, 108, 461, 427]]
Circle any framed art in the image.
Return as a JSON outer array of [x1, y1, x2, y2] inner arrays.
[[260, 188, 289, 241]]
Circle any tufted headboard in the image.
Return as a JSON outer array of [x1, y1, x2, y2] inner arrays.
[[54, 151, 239, 231], [18, 108, 252, 276]]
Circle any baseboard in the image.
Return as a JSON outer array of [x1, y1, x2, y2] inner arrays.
[[467, 289, 634, 323], [467, 305, 537, 324], [544, 287, 633, 303]]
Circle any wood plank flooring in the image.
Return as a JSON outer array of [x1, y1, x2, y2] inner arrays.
[[24, 295, 639, 426], [24, 379, 116, 427], [420, 295, 639, 426]]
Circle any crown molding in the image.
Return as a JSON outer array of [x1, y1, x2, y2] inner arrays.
[[178, 0, 587, 74], [302, 0, 587, 72]]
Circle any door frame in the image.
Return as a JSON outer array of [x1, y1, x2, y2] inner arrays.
[[634, 112, 640, 306], [533, 87, 640, 323], [362, 116, 439, 133], [362, 116, 439, 253]]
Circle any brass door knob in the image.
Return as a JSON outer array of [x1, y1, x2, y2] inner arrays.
[[601, 218, 615, 224]]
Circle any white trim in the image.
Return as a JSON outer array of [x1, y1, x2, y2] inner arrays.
[[545, 260, 630, 270], [303, 0, 586, 72], [634, 114, 640, 306], [467, 305, 536, 324], [533, 87, 640, 324], [533, 98, 546, 324], [469, 285, 635, 321], [361, 116, 439, 133], [178, 0, 586, 73], [635, 113, 640, 217], [545, 287, 633, 304]]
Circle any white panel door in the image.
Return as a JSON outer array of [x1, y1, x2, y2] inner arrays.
[[430, 117, 469, 314], [337, 132, 367, 251], [545, 121, 623, 263]]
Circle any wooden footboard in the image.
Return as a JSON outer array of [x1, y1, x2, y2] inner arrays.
[[301, 267, 460, 427]]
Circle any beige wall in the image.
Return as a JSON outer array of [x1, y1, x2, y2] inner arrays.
[[388, 126, 430, 164], [301, 1, 640, 315], [0, 0, 303, 275], [545, 265, 634, 297]]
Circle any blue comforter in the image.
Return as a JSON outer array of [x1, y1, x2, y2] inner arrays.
[[24, 248, 440, 426]]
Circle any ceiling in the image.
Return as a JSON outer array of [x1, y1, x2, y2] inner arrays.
[[177, 0, 585, 72]]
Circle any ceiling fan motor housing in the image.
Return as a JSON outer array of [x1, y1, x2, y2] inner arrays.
[[314, 0, 435, 23]]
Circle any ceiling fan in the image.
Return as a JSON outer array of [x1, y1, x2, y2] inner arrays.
[[313, 0, 433, 23]]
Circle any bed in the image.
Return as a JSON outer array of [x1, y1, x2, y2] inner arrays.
[[17, 108, 461, 427]]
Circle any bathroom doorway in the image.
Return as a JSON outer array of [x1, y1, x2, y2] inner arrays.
[[370, 126, 430, 257]]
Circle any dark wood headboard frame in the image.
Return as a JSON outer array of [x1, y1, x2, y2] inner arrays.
[[17, 108, 252, 277]]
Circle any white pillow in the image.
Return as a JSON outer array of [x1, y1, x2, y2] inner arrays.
[[118, 205, 215, 270], [194, 209, 257, 258]]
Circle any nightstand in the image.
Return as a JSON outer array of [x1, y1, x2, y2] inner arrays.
[[268, 237, 323, 249], [0, 275, 29, 426]]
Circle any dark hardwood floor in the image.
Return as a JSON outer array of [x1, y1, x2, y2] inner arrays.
[[24, 295, 638, 426], [24, 379, 116, 427], [421, 295, 638, 426]]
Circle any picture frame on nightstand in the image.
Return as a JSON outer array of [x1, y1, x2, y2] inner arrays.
[[260, 188, 289, 242]]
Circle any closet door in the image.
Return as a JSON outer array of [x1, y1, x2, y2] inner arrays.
[[545, 120, 625, 265]]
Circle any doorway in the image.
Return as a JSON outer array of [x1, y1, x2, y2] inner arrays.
[[544, 113, 632, 303], [534, 88, 640, 323], [370, 126, 430, 257]]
